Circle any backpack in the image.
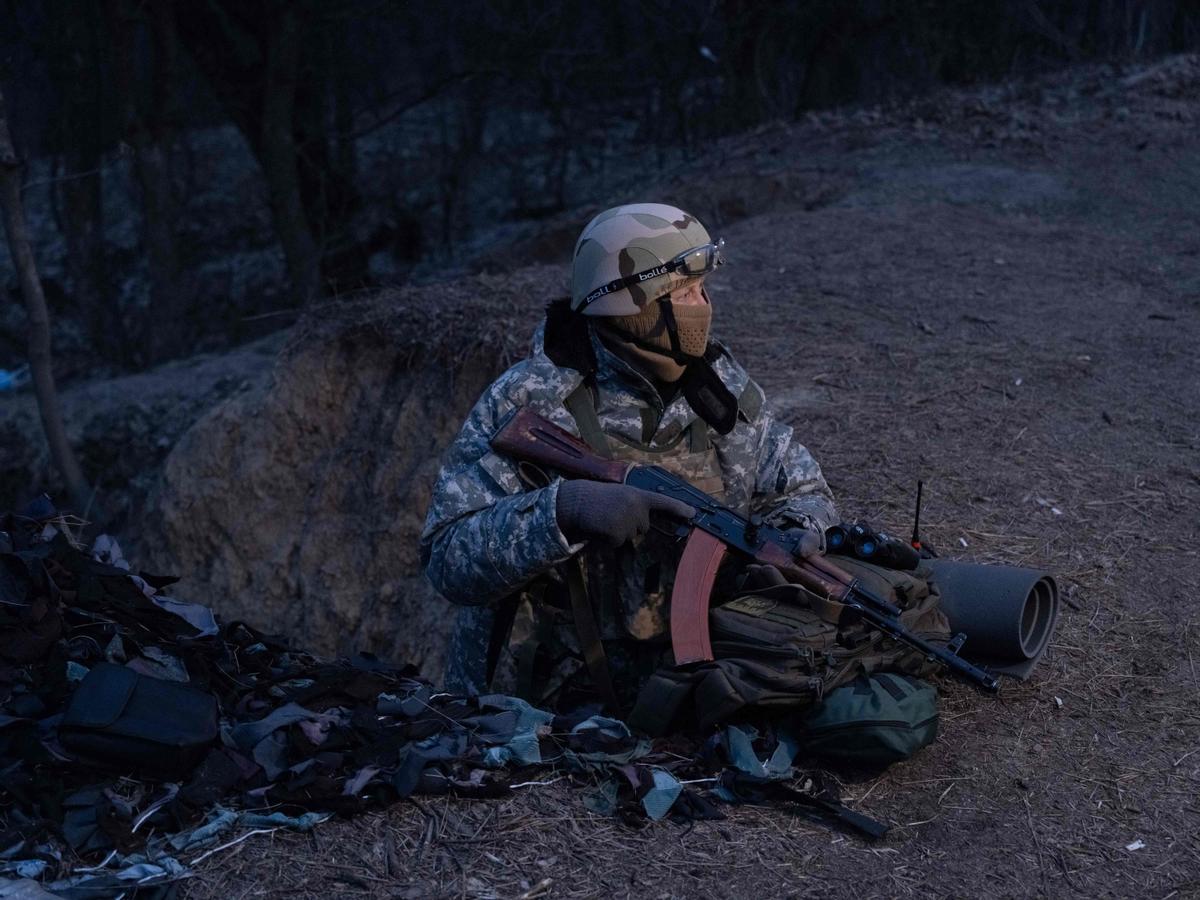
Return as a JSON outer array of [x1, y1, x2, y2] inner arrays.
[[797, 672, 939, 767], [628, 557, 951, 736]]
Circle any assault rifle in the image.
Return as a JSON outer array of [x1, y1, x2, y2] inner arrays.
[[491, 407, 999, 693]]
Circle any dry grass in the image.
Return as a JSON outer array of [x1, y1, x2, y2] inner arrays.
[[286, 265, 570, 377]]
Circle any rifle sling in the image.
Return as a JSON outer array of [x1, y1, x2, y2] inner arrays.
[[485, 591, 523, 687], [566, 556, 623, 716], [564, 382, 610, 456], [739, 777, 889, 840], [562, 382, 621, 711]]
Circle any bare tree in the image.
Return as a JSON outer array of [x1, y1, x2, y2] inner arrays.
[[44, 1, 124, 363], [0, 88, 92, 515], [173, 0, 352, 305], [259, 3, 321, 303], [109, 0, 191, 363]]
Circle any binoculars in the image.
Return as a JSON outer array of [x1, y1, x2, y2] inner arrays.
[[825, 521, 921, 571]]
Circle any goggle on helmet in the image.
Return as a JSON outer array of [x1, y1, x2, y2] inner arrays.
[[570, 203, 724, 316], [580, 238, 725, 312]]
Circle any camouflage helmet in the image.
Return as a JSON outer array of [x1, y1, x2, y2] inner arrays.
[[571, 203, 722, 316]]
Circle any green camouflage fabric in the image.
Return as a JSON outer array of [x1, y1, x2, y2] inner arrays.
[[421, 317, 838, 697], [572, 203, 713, 315]]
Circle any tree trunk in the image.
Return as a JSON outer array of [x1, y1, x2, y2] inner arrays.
[[172, 0, 366, 304], [110, 0, 188, 364], [261, 5, 321, 304], [58, 150, 115, 355], [0, 88, 93, 516], [302, 15, 367, 292], [134, 140, 182, 360], [51, 2, 124, 365]]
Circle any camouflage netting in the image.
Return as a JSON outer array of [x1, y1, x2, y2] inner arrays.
[[140, 265, 570, 673], [0, 501, 628, 892], [1, 501, 882, 895]]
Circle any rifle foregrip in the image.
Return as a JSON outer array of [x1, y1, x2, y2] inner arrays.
[[491, 407, 631, 484], [754, 542, 846, 598]]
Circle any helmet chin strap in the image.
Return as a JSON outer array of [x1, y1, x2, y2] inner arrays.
[[602, 298, 705, 365], [658, 298, 684, 356]]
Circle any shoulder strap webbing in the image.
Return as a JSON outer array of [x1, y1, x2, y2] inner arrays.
[[638, 408, 657, 445], [739, 380, 764, 422], [566, 370, 759, 455], [515, 610, 555, 705], [566, 557, 622, 715], [564, 381, 610, 455]]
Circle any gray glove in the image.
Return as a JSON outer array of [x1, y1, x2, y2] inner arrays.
[[556, 481, 695, 547], [784, 527, 823, 560]]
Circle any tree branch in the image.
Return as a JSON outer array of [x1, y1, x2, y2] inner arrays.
[[0, 86, 94, 518]]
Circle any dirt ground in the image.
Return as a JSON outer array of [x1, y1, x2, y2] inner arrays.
[[178, 58, 1200, 899]]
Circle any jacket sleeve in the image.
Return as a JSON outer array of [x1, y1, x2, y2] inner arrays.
[[745, 383, 839, 536], [419, 379, 582, 607]]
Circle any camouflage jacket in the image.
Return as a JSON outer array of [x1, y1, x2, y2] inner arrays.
[[420, 315, 837, 695]]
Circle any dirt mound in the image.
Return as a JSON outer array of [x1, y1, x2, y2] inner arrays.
[[141, 267, 566, 672], [0, 335, 281, 528]]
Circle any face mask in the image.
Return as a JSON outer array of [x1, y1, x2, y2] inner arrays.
[[599, 297, 712, 383]]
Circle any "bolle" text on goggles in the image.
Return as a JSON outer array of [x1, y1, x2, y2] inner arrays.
[[581, 238, 725, 309]]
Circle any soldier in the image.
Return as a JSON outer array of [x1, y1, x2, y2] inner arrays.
[[420, 203, 837, 711]]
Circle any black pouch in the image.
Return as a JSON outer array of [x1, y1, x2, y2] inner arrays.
[[60, 662, 219, 777]]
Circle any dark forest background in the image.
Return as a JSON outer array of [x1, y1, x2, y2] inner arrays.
[[1, 0, 1197, 378]]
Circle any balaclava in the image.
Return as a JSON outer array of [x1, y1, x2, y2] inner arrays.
[[598, 294, 711, 384]]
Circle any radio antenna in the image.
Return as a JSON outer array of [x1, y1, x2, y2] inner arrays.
[[911, 480, 924, 552]]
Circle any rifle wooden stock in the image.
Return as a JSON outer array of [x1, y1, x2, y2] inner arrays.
[[491, 407, 632, 484]]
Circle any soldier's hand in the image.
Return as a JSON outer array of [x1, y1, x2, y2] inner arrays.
[[556, 481, 695, 547], [784, 527, 823, 560]]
